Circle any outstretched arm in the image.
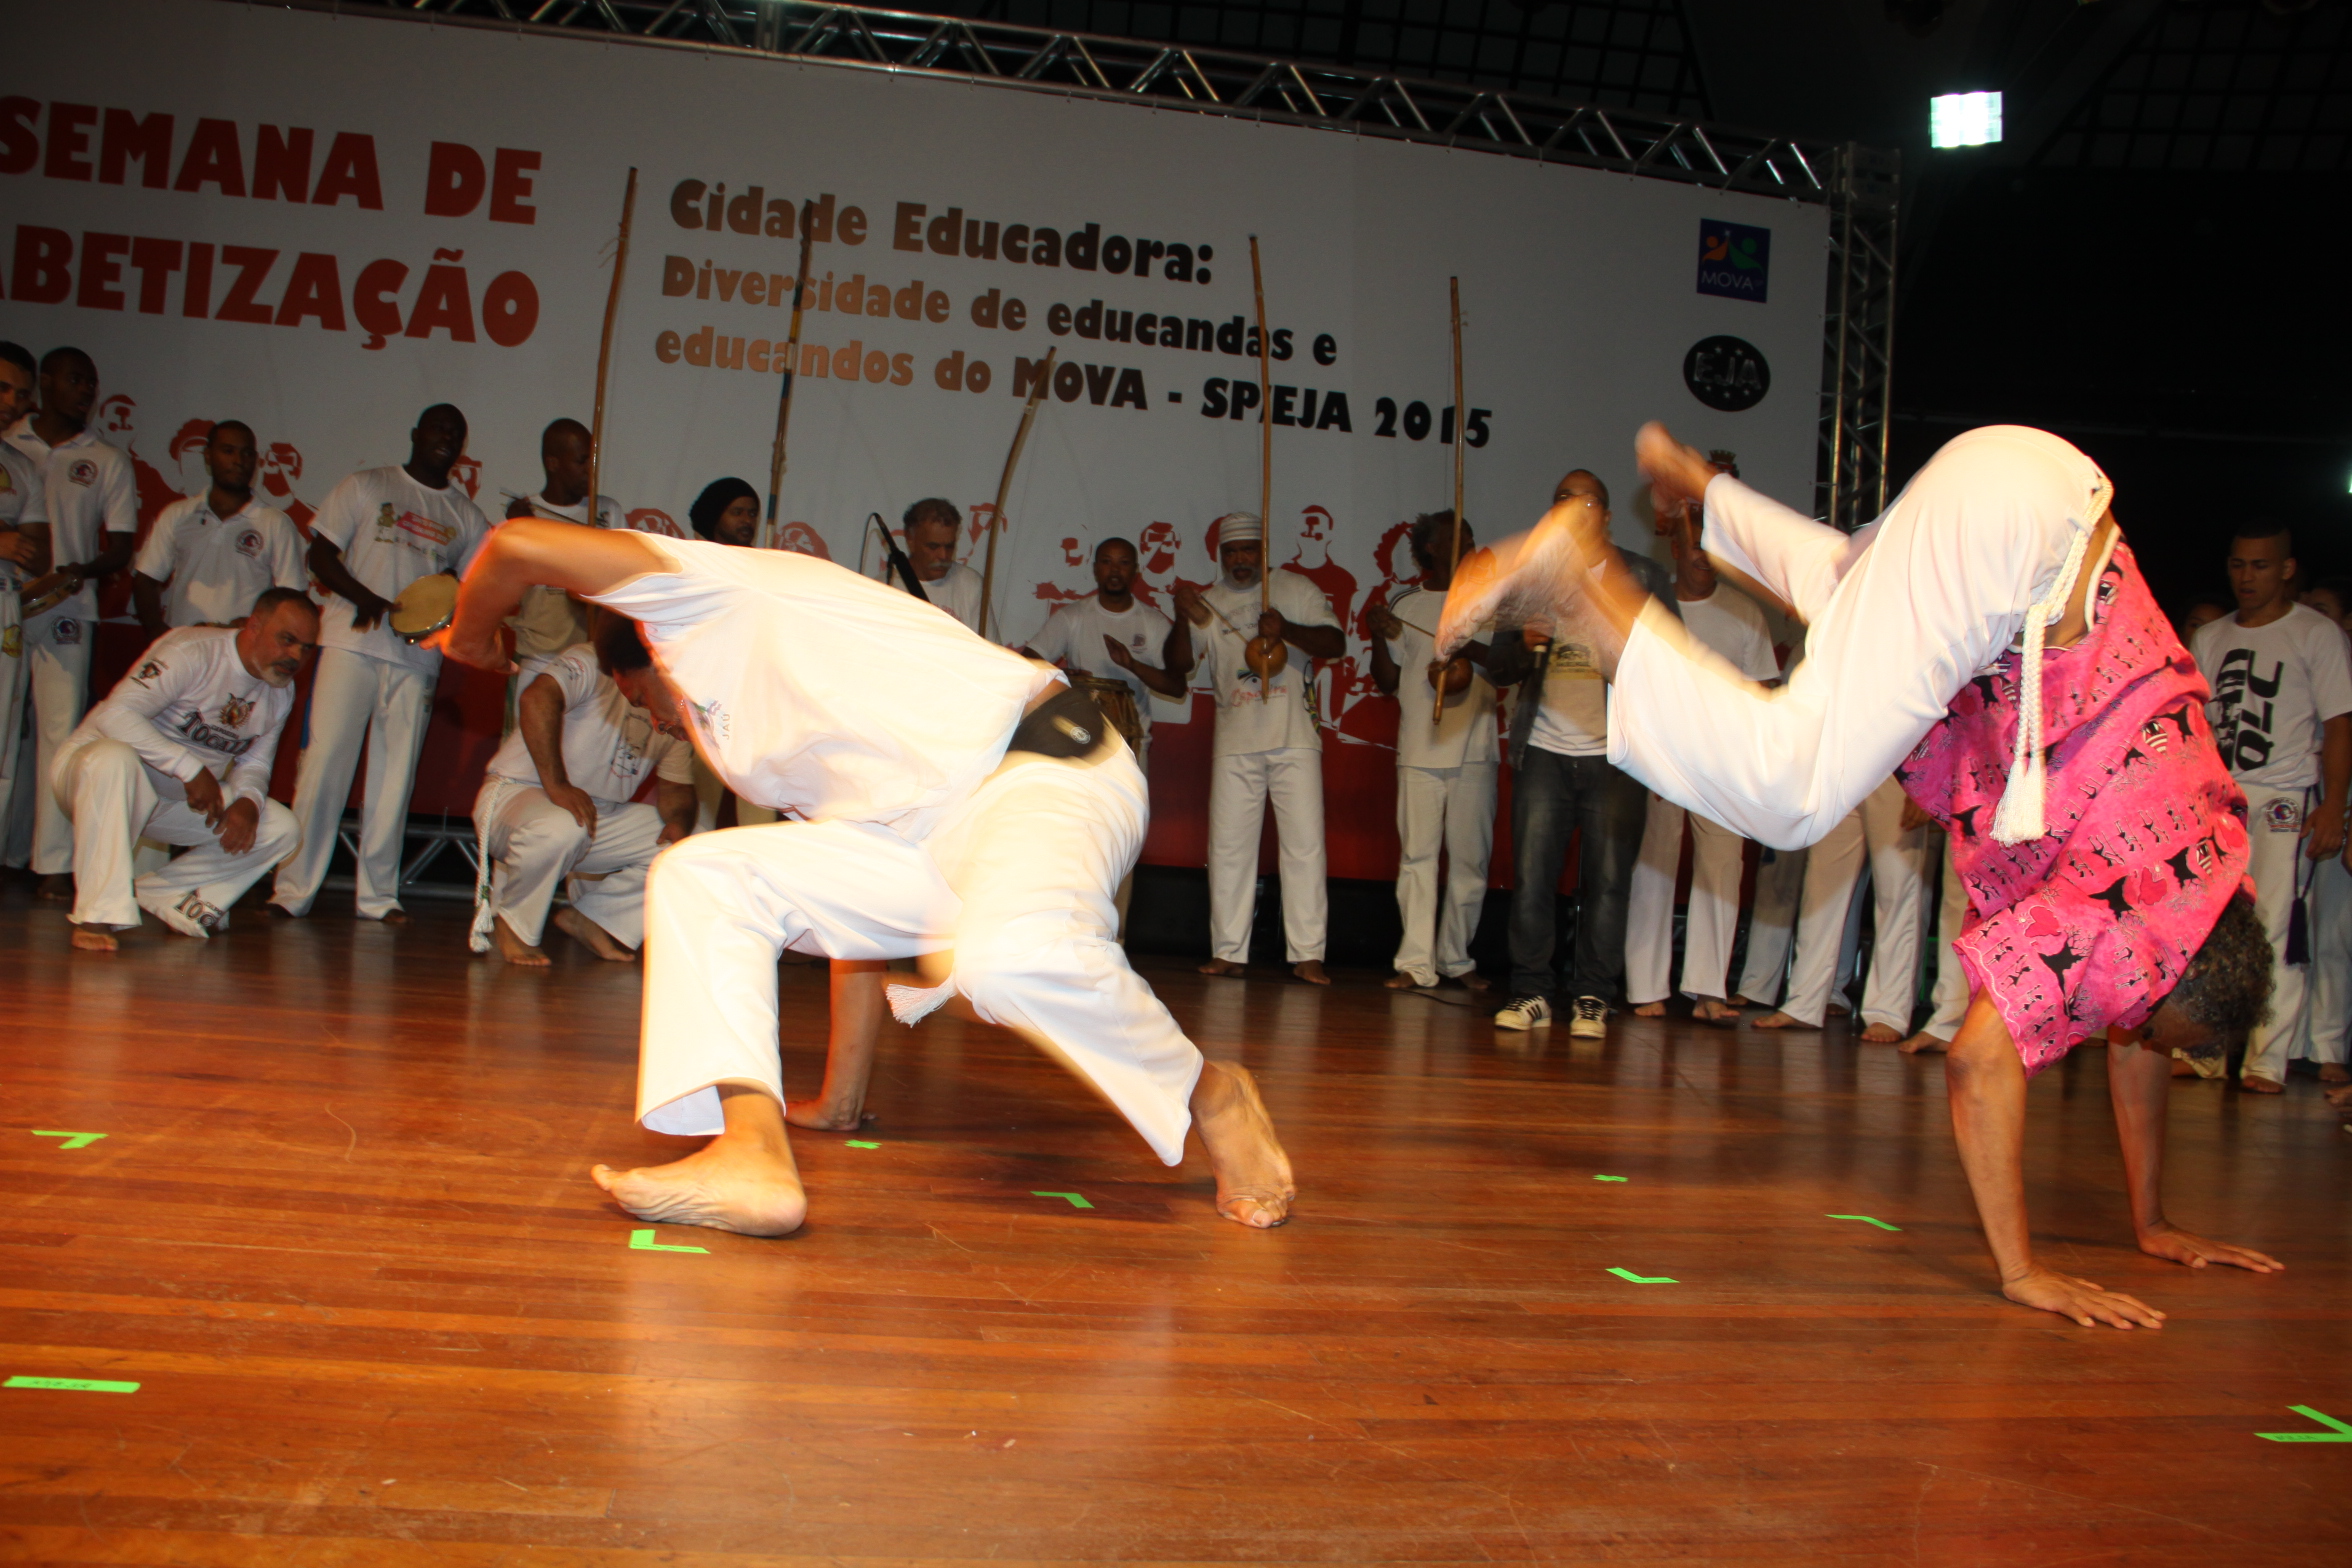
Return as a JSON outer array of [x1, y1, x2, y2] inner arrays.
[[2108, 1028, 2284, 1274], [438, 520, 673, 673]]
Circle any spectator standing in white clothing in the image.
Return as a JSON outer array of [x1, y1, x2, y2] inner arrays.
[[3, 347, 137, 898], [2296, 579, 2352, 1085], [503, 417, 624, 680], [0, 342, 49, 814], [1752, 774, 1933, 1040], [1367, 511, 1499, 993], [132, 421, 308, 635], [2190, 522, 2352, 1093], [1166, 512, 1345, 984], [1626, 490, 1779, 1022], [270, 405, 489, 921]]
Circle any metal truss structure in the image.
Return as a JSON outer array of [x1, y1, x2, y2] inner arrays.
[[239, 0, 1899, 523]]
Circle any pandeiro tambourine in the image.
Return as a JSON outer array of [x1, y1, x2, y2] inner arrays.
[[386, 573, 459, 643]]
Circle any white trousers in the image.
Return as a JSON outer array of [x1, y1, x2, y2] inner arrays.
[[1921, 836, 1972, 1039], [1778, 777, 1929, 1029], [1625, 794, 1747, 1003], [638, 745, 1204, 1164], [7, 605, 92, 873], [1391, 761, 1496, 985], [2242, 783, 2314, 1084], [54, 738, 299, 933], [1609, 474, 2082, 850], [476, 782, 665, 949], [2303, 851, 2350, 1069], [1208, 747, 1327, 964], [273, 648, 434, 918], [1734, 843, 1807, 1003], [0, 585, 24, 811]]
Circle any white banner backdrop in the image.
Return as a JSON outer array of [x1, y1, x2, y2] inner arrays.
[[3, 0, 1826, 867]]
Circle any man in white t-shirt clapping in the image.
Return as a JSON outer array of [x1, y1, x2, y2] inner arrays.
[[471, 619, 695, 966], [1624, 485, 1780, 1022], [270, 404, 489, 922], [1165, 512, 1346, 984], [1022, 536, 1184, 746], [52, 588, 317, 950], [503, 417, 624, 680], [1368, 510, 1499, 992], [132, 421, 308, 636], [2191, 520, 2352, 1093]]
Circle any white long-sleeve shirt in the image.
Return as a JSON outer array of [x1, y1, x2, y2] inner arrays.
[[65, 625, 295, 807]]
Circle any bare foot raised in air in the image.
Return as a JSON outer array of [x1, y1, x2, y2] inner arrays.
[[1859, 1022, 1902, 1044], [493, 916, 550, 967], [1898, 1030, 1950, 1055], [555, 906, 636, 962], [1190, 1060, 1295, 1229], [1435, 492, 1609, 659], [70, 925, 119, 952], [593, 1085, 807, 1236], [1753, 1010, 1818, 1032]]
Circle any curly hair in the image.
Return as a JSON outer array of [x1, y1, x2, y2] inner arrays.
[[2161, 890, 2271, 1060]]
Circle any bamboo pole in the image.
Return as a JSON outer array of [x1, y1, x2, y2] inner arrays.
[[762, 219, 819, 548], [976, 346, 1056, 641], [585, 168, 638, 535], [1245, 234, 1285, 681], [1437, 275, 1465, 725]]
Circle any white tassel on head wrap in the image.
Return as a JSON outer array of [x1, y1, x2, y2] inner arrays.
[[1989, 522, 2095, 845]]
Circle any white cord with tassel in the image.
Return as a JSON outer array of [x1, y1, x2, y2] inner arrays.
[[1990, 523, 2095, 845]]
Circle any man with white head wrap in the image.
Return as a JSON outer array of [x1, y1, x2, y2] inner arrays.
[[1442, 422, 2283, 1330], [1164, 512, 1345, 984]]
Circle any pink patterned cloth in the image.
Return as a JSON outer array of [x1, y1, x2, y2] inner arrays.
[[1895, 542, 2251, 1073]]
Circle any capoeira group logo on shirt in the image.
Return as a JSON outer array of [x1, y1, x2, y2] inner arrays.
[[234, 528, 264, 558], [2261, 795, 2304, 834], [66, 458, 97, 488], [52, 617, 80, 646], [175, 711, 256, 755], [218, 692, 255, 729], [131, 658, 164, 686], [372, 502, 399, 542]]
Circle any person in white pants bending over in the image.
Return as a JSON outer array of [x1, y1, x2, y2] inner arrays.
[[1165, 512, 1345, 984], [2188, 521, 2352, 1093], [432, 518, 1295, 1237], [471, 622, 697, 966], [271, 405, 488, 922], [1368, 511, 1498, 992], [52, 588, 317, 951], [1625, 479, 1779, 1023], [1751, 774, 1932, 1041]]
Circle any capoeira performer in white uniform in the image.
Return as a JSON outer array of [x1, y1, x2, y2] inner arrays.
[[1442, 422, 2282, 1329], [471, 623, 697, 966], [435, 519, 1295, 1236], [51, 588, 317, 950], [0, 343, 48, 812]]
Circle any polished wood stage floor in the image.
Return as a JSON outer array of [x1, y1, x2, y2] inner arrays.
[[3, 888, 2348, 1566]]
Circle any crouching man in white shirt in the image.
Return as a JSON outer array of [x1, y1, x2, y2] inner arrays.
[[51, 588, 317, 951], [472, 621, 697, 966]]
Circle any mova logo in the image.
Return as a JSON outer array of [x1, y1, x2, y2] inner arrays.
[[1697, 220, 1770, 303]]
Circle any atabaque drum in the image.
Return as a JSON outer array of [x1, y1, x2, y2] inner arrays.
[[1069, 673, 1144, 755]]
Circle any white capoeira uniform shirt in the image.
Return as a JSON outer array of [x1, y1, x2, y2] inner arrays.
[[3, 420, 137, 876], [918, 561, 986, 634], [1607, 426, 2113, 851], [2192, 603, 2352, 1083], [51, 626, 299, 935], [1383, 584, 1499, 985], [1026, 592, 1179, 746], [505, 491, 623, 675], [585, 538, 1205, 1160], [133, 495, 309, 627], [273, 466, 488, 919], [0, 442, 47, 803], [471, 643, 693, 952], [1624, 583, 1780, 1004], [1193, 570, 1339, 965]]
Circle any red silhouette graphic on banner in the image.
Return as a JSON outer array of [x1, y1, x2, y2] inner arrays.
[[626, 507, 685, 538], [774, 520, 830, 559], [93, 394, 181, 537], [258, 442, 315, 531]]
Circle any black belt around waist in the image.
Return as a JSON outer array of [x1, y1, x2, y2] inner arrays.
[[1006, 684, 1114, 760]]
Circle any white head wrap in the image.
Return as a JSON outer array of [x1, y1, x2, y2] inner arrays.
[[1214, 511, 1263, 545]]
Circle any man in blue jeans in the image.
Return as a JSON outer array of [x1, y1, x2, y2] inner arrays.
[[1487, 469, 1672, 1037]]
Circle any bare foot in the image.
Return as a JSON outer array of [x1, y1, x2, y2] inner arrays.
[[1859, 1022, 1902, 1044], [70, 926, 118, 952], [2327, 1084, 2352, 1112], [1198, 957, 1247, 978], [1899, 1030, 1950, 1056], [555, 906, 636, 962], [376, 907, 410, 925], [1435, 493, 1607, 658], [1692, 998, 1740, 1026], [592, 1087, 806, 1236], [1630, 1001, 1664, 1017], [785, 1101, 873, 1133], [1383, 971, 1429, 990], [1453, 971, 1493, 993], [492, 916, 550, 967], [2002, 1264, 2165, 1329], [1753, 1011, 1818, 1032], [1726, 994, 1762, 1009], [1827, 1001, 1851, 1018], [2240, 1075, 2285, 1095], [1291, 961, 1331, 986], [1189, 1061, 1294, 1228], [2320, 1063, 2350, 1085], [36, 874, 72, 903]]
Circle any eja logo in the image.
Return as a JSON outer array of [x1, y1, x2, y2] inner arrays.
[[1697, 220, 1770, 303]]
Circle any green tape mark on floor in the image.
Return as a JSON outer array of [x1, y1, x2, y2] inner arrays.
[[6, 1375, 139, 1393], [1592, 1174, 1628, 1182], [1827, 1213, 1902, 1231], [2258, 1406, 2352, 1443], [628, 1229, 709, 1253], [1606, 1267, 1676, 1284], [846, 1140, 880, 1149], [30, 1131, 106, 1150], [1032, 1191, 1093, 1209]]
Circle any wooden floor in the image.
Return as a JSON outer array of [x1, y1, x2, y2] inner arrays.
[[2, 889, 2348, 1567]]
